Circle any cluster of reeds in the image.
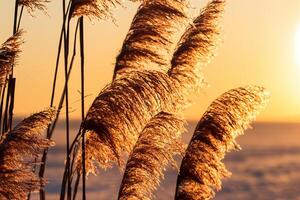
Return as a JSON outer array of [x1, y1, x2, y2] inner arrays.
[[0, 0, 50, 137], [0, 1, 56, 200], [0, 0, 271, 199], [79, 0, 224, 175]]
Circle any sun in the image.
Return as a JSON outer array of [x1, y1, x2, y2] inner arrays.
[[294, 24, 300, 65]]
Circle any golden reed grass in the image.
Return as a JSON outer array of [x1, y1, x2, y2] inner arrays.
[[18, 0, 49, 13], [118, 112, 185, 200], [0, 31, 23, 88], [79, 70, 185, 173], [113, 0, 189, 79], [175, 86, 270, 200], [0, 108, 56, 199], [169, 0, 225, 92], [77, 0, 224, 176]]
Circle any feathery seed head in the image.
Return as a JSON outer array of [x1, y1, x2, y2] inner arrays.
[[113, 0, 190, 79], [70, 0, 129, 20], [18, 0, 49, 13], [79, 70, 186, 173], [169, 0, 225, 92], [0, 108, 56, 200], [0, 31, 23, 87], [118, 112, 186, 200], [175, 86, 270, 200]]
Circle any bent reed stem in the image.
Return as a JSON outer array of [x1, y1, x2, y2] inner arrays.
[[79, 16, 86, 200]]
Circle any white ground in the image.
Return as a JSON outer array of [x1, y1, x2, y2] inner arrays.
[[30, 122, 300, 200]]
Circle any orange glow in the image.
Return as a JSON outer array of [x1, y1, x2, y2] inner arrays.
[[0, 0, 300, 122]]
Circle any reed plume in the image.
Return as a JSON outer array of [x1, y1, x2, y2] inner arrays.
[[169, 0, 224, 91], [113, 0, 189, 79], [118, 112, 185, 200], [0, 108, 56, 200], [79, 70, 186, 173], [70, 0, 126, 20], [175, 86, 270, 200], [0, 31, 23, 87], [18, 0, 49, 13]]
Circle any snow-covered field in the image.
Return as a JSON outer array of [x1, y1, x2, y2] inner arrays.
[[30, 121, 300, 200]]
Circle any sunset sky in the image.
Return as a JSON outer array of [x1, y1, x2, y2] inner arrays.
[[0, 0, 300, 122]]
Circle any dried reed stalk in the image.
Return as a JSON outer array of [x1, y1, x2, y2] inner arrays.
[[79, 15, 87, 200], [43, 2, 72, 199], [118, 112, 185, 200], [113, 0, 189, 79], [78, 70, 186, 173], [175, 86, 270, 200], [18, 0, 49, 13], [0, 108, 56, 200], [169, 0, 224, 92], [0, 31, 23, 88]]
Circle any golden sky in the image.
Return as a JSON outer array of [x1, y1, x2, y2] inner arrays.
[[0, 0, 300, 122]]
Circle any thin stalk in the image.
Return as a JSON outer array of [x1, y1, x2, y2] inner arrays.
[[39, 1, 73, 199], [70, 138, 82, 200], [49, 0, 72, 108], [0, 84, 7, 136], [27, 157, 38, 200], [72, 173, 81, 200], [17, 5, 24, 31], [63, 11, 72, 200], [60, 128, 82, 200], [38, 2, 73, 199], [38, 40, 76, 198], [39, 23, 80, 198], [2, 77, 12, 133], [5, 0, 22, 133], [8, 78, 16, 130], [38, 7, 76, 198], [79, 16, 86, 200], [13, 0, 19, 34], [39, 0, 71, 200], [62, 16, 86, 200], [49, 31, 63, 108], [2, 0, 20, 135], [174, 173, 181, 199], [6, 0, 23, 133], [60, 166, 68, 200], [62, 134, 82, 200], [48, 19, 79, 138]]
